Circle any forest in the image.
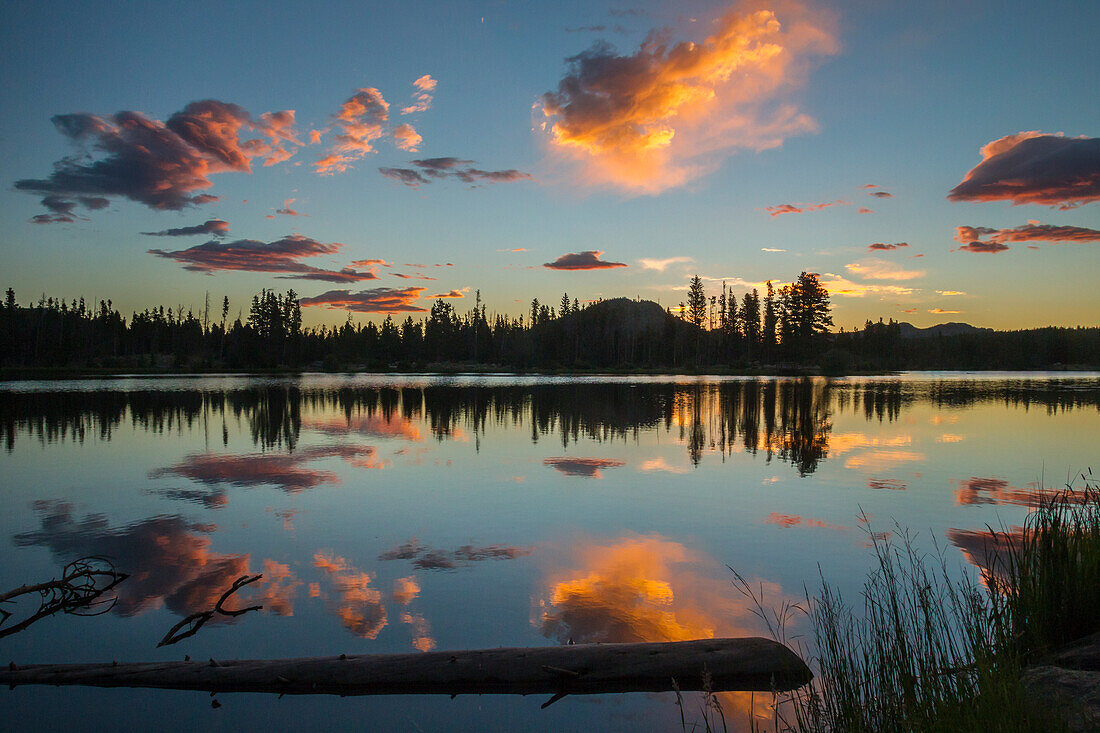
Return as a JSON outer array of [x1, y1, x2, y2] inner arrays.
[[1, 272, 1096, 373]]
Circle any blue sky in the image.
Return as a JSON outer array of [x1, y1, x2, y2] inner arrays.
[[2, 0, 1097, 329]]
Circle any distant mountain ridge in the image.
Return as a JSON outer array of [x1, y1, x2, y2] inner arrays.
[[896, 322, 994, 339]]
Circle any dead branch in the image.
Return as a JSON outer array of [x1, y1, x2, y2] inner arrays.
[[157, 574, 263, 647], [0, 556, 128, 639]]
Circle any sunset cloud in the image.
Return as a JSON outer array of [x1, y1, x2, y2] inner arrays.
[[543, 456, 625, 477], [845, 258, 925, 281], [928, 308, 961, 314], [544, 250, 627, 270], [638, 256, 692, 271], [15, 101, 301, 215], [378, 538, 531, 570], [393, 124, 422, 152], [765, 200, 847, 217], [818, 273, 917, 297], [539, 2, 839, 192], [857, 207, 873, 214], [953, 223, 1100, 254], [274, 198, 303, 216], [427, 288, 468, 299], [947, 132, 1100, 208], [401, 74, 437, 115], [868, 190, 893, 198], [867, 241, 907, 252], [299, 286, 428, 313], [315, 88, 390, 175], [141, 219, 230, 237], [936, 290, 966, 296], [149, 234, 377, 282], [379, 157, 531, 187]]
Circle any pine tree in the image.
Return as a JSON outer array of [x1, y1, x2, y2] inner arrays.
[[687, 276, 707, 328]]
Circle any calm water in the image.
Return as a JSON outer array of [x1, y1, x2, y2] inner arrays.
[[1, 373, 1098, 731]]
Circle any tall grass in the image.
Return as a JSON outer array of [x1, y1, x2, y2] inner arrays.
[[745, 472, 1100, 732]]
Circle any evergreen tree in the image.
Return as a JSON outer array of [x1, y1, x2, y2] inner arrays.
[[687, 276, 707, 328]]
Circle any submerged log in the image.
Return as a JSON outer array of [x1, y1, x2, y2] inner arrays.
[[1, 637, 811, 698]]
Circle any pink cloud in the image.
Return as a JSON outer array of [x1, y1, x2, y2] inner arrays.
[[867, 242, 907, 251], [401, 74, 437, 114], [765, 199, 848, 217], [142, 219, 230, 237], [299, 286, 428, 313], [948, 132, 1100, 208], [16, 101, 301, 216], [539, 3, 839, 193], [393, 124, 422, 152], [544, 250, 627, 270], [148, 234, 377, 282], [954, 223, 1100, 253]]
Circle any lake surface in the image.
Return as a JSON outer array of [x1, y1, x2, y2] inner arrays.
[[1, 373, 1098, 731]]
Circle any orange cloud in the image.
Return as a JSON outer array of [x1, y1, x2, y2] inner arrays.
[[427, 288, 469, 299], [315, 88, 390, 174], [928, 308, 961, 314], [817, 273, 917, 298], [765, 199, 847, 217], [393, 123, 422, 152], [401, 74, 437, 115], [764, 512, 846, 530], [857, 206, 873, 214], [305, 414, 422, 442], [393, 576, 421, 605], [543, 456, 626, 477], [539, 2, 838, 192], [299, 286, 428, 313], [275, 198, 304, 216], [543, 250, 627, 270], [845, 258, 925, 281], [256, 559, 302, 616], [948, 132, 1100, 208], [142, 219, 230, 237], [313, 552, 387, 638]]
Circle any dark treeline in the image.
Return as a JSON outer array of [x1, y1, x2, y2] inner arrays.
[[4, 378, 1097, 472], [1, 274, 1097, 372]]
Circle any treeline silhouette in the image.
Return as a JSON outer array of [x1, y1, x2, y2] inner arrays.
[[1, 280, 1096, 372], [4, 378, 1097, 472]]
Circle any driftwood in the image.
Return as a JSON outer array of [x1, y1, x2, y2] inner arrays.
[[157, 574, 263, 647], [1, 637, 811, 702], [0, 557, 127, 640]]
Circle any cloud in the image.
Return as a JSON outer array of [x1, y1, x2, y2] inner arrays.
[[149, 234, 377, 281], [13, 501, 258, 619], [764, 512, 846, 531], [149, 445, 385, 494], [928, 308, 961, 314], [315, 88, 390, 174], [312, 552, 387, 638], [818, 273, 917, 297], [379, 157, 532, 188], [947, 132, 1100, 208], [566, 25, 609, 33], [867, 241, 907, 251], [954, 223, 1100, 254], [543, 456, 625, 477], [401, 74, 437, 115], [351, 258, 391, 268], [868, 190, 893, 198], [761, 247, 786, 253], [275, 198, 304, 216], [845, 258, 925, 281], [544, 250, 627, 270], [28, 194, 111, 224], [637, 256, 692, 271], [765, 199, 847, 217], [936, 290, 966, 296], [378, 538, 531, 571], [857, 207, 873, 214], [142, 219, 230, 237], [299, 286, 428, 313], [638, 456, 692, 473], [304, 414, 422, 442], [538, 2, 838, 193], [393, 124, 422, 152], [15, 101, 301, 216], [498, 247, 528, 253], [427, 288, 468, 299]]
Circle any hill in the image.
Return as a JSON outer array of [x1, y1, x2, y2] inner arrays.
[[897, 322, 994, 339]]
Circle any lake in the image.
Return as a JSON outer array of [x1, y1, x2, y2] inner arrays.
[[1, 373, 1098, 731]]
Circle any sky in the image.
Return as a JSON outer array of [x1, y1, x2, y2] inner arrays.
[[1, 0, 1098, 331]]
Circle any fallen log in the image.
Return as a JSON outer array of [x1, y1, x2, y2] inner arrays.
[[1, 637, 811, 700]]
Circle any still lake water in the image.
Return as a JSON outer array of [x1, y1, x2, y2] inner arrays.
[[1, 373, 1098, 731]]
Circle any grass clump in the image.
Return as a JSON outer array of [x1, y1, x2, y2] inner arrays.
[[745, 471, 1100, 732]]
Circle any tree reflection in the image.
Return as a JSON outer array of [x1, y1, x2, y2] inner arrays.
[[5, 378, 1098, 474]]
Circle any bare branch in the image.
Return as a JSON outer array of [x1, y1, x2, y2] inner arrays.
[[156, 574, 263, 647], [0, 556, 128, 639]]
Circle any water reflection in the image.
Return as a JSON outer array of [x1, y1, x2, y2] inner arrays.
[[377, 538, 532, 571], [5, 378, 1097, 475]]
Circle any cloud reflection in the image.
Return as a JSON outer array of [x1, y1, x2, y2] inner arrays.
[[543, 456, 626, 478]]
